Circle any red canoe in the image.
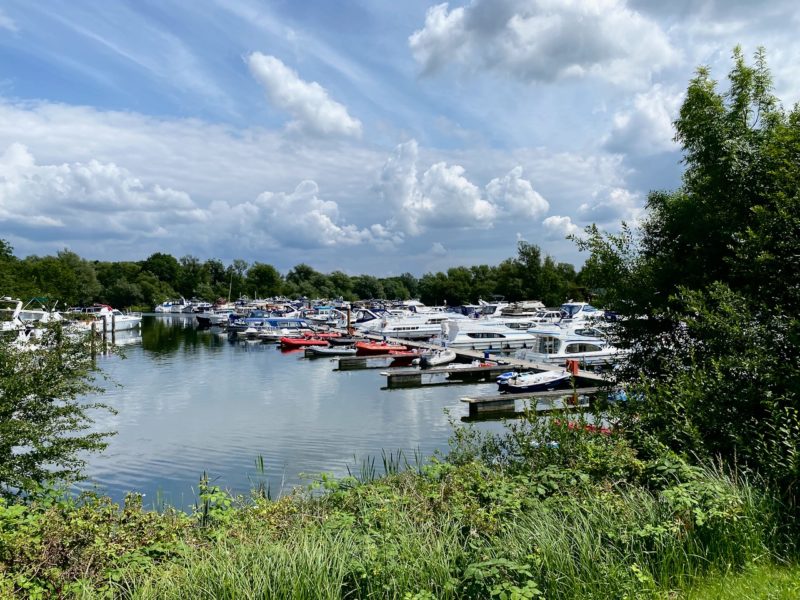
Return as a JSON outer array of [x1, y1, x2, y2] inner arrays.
[[355, 341, 407, 355], [280, 337, 329, 348]]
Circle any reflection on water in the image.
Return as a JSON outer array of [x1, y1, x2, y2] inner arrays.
[[81, 316, 502, 508]]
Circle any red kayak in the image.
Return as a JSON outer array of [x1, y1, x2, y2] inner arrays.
[[280, 337, 329, 348], [355, 341, 407, 355]]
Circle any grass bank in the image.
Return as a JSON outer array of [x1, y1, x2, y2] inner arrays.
[[1, 415, 795, 599]]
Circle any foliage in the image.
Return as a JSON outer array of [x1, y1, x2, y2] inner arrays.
[[0, 236, 584, 309], [0, 324, 115, 497], [574, 47, 800, 505]]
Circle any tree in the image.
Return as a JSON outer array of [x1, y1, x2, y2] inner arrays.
[[0, 326, 114, 496], [245, 262, 282, 298], [141, 252, 179, 285], [576, 47, 800, 500]]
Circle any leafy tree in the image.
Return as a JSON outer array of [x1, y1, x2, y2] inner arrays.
[[577, 47, 800, 500], [245, 262, 282, 298], [141, 252, 179, 285], [0, 326, 114, 496], [351, 275, 384, 300]]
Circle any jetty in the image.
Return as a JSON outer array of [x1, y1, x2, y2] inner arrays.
[[460, 386, 600, 418]]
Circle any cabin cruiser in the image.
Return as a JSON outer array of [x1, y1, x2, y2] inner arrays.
[[441, 320, 538, 351], [67, 304, 142, 331], [515, 324, 623, 367], [353, 308, 467, 340], [559, 302, 607, 325]]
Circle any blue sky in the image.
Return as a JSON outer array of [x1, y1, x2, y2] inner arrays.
[[0, 0, 797, 276]]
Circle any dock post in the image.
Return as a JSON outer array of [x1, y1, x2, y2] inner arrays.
[[90, 321, 96, 359], [102, 316, 108, 351], [111, 313, 116, 345]]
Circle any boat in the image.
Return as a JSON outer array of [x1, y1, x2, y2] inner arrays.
[[0, 297, 24, 333], [279, 337, 329, 349], [328, 336, 361, 346], [354, 340, 407, 355], [503, 369, 571, 393], [353, 308, 467, 340], [415, 348, 456, 368], [307, 345, 357, 357], [515, 325, 623, 368], [441, 320, 538, 351], [67, 304, 142, 331]]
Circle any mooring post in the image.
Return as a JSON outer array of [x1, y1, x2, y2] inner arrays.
[[111, 313, 116, 345], [90, 320, 96, 359]]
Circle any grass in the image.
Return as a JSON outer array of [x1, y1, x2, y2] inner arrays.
[[685, 563, 800, 599], [2, 418, 796, 599]]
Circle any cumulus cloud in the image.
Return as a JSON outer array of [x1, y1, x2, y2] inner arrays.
[[605, 84, 683, 155], [486, 166, 549, 219], [430, 242, 447, 256], [409, 0, 678, 85], [579, 187, 642, 224], [379, 141, 552, 235], [0, 143, 392, 253], [247, 52, 362, 138], [0, 143, 205, 238], [542, 215, 580, 239]]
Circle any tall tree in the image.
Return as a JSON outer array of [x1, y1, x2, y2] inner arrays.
[[577, 47, 800, 499]]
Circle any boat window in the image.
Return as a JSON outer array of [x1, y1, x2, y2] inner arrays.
[[565, 343, 603, 353], [535, 336, 560, 354]]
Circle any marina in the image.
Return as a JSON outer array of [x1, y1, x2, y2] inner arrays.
[[66, 310, 615, 507]]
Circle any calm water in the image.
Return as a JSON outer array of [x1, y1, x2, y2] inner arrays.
[[80, 315, 503, 508]]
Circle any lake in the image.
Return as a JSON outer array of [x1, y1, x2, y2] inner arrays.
[[80, 315, 504, 508]]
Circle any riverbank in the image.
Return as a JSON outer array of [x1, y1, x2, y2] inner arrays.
[[1, 415, 795, 599]]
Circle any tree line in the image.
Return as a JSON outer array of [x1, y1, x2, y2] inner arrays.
[[0, 239, 585, 309]]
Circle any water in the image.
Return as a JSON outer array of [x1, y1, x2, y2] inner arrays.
[[80, 315, 504, 508]]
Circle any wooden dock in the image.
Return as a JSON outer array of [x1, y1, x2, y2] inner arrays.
[[460, 386, 599, 418], [381, 364, 512, 388]]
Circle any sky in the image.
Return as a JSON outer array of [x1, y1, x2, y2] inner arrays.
[[0, 0, 797, 277]]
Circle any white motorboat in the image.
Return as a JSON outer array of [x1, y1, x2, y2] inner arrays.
[[68, 305, 142, 331], [353, 309, 468, 340], [516, 325, 623, 367], [502, 369, 571, 393], [414, 348, 456, 368], [441, 320, 538, 351], [0, 297, 24, 333]]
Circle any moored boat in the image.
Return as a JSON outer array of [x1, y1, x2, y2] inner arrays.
[[503, 369, 571, 394], [280, 336, 329, 349], [355, 341, 408, 355], [307, 345, 357, 356]]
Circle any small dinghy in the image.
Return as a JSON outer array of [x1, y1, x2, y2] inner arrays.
[[503, 369, 571, 394], [307, 345, 357, 356], [280, 337, 329, 349], [328, 336, 360, 346], [355, 341, 407, 355], [415, 348, 456, 368]]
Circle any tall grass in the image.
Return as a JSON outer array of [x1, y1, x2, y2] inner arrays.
[[108, 460, 779, 600]]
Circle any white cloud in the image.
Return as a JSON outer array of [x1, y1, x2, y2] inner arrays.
[[542, 215, 579, 239], [605, 84, 683, 155], [379, 142, 554, 236], [431, 242, 447, 256], [247, 52, 362, 138], [379, 140, 496, 235], [409, 0, 678, 86], [0, 8, 17, 32], [486, 166, 549, 219], [0, 143, 205, 238], [579, 187, 642, 224]]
